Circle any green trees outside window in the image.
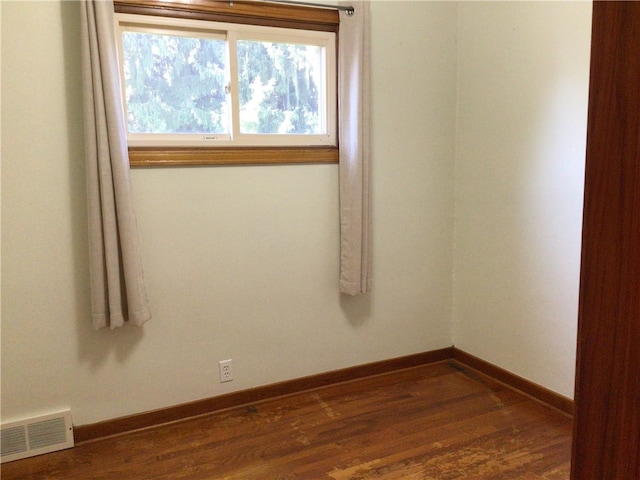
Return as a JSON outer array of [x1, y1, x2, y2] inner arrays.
[[122, 31, 228, 134], [121, 31, 324, 136]]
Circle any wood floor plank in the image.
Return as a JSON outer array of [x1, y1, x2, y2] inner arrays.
[[0, 362, 572, 479]]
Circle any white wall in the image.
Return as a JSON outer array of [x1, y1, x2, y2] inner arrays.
[[1, 0, 592, 427], [1, 1, 456, 426], [453, 1, 592, 398]]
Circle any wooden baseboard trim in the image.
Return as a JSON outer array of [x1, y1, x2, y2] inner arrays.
[[74, 347, 454, 444], [75, 346, 573, 444], [452, 348, 574, 416]]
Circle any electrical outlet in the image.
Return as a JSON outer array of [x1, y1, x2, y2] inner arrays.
[[219, 359, 233, 383]]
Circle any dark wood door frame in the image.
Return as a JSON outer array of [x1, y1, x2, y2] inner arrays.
[[571, 2, 640, 478]]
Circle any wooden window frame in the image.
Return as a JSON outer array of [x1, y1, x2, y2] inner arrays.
[[114, 0, 340, 167]]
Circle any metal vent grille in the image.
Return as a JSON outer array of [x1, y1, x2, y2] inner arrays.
[[28, 417, 68, 450], [1, 426, 27, 457], [1, 411, 74, 463]]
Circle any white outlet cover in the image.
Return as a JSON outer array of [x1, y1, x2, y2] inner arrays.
[[219, 359, 233, 382]]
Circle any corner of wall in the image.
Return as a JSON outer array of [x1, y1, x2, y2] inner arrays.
[[450, 1, 461, 349]]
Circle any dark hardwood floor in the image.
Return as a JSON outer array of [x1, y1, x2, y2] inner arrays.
[[1, 362, 572, 479]]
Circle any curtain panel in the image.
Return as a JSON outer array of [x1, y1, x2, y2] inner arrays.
[[339, 0, 372, 295], [81, 0, 151, 329]]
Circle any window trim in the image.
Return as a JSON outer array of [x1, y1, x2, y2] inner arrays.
[[114, 0, 340, 167], [114, 0, 339, 33], [128, 146, 338, 166]]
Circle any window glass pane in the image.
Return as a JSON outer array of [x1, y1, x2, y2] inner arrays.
[[121, 31, 228, 134], [237, 40, 323, 134]]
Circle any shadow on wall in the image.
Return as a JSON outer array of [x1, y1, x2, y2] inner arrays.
[[340, 292, 372, 327]]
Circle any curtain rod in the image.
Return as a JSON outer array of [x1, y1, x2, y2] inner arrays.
[[230, 1, 355, 15]]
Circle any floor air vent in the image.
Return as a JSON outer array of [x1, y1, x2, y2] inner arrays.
[[1, 410, 74, 463]]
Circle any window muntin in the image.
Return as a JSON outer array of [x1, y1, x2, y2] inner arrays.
[[115, 13, 336, 148]]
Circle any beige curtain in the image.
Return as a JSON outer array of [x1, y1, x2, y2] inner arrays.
[[81, 0, 151, 329], [339, 1, 372, 295]]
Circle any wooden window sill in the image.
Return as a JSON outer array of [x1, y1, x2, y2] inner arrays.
[[128, 146, 339, 167]]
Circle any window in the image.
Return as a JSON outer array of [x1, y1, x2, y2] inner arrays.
[[113, 0, 340, 166]]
